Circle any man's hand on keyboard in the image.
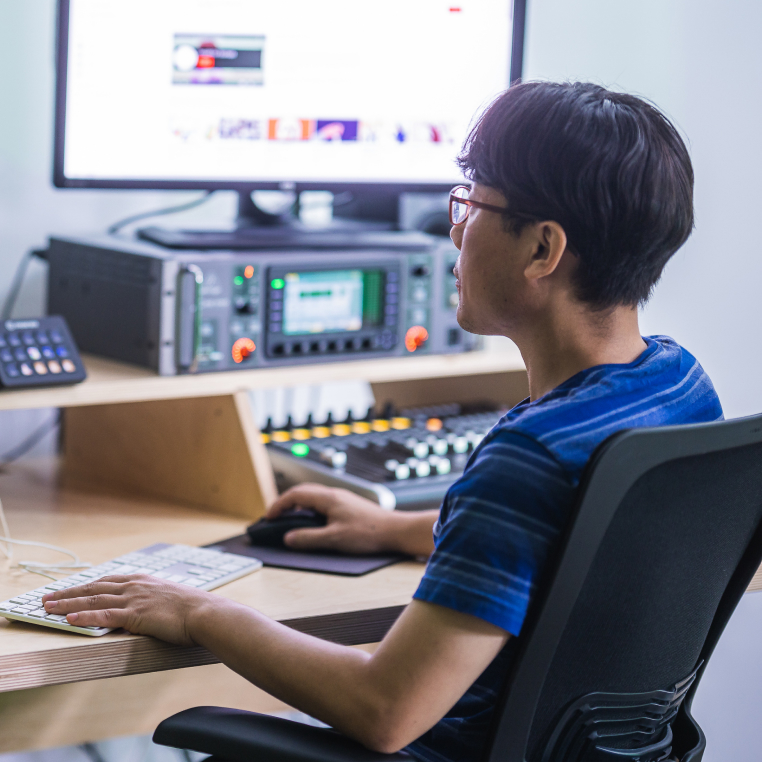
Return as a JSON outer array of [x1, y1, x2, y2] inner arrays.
[[41, 575, 208, 646]]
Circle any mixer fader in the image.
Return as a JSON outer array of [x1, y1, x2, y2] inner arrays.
[[265, 403, 507, 510]]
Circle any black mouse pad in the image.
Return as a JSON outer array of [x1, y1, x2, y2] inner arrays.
[[205, 534, 407, 576]]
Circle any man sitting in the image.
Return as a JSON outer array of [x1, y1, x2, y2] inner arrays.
[[42, 82, 722, 762]]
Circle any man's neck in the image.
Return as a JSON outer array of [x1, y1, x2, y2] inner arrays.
[[512, 302, 647, 402]]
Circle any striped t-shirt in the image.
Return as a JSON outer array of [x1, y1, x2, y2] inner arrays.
[[407, 336, 723, 762]]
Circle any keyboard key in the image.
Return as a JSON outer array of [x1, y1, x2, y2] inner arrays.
[[14, 348, 27, 361], [50, 330, 63, 343], [27, 347, 41, 361], [36, 331, 49, 344], [55, 345, 69, 358], [0, 348, 12, 362], [5, 363, 20, 378], [28, 609, 47, 618], [45, 614, 67, 621], [62, 359, 76, 373], [22, 331, 35, 346], [7, 333, 20, 347], [33, 361, 48, 375]]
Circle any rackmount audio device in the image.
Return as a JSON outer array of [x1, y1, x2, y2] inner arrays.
[[265, 403, 507, 510], [47, 233, 478, 375]]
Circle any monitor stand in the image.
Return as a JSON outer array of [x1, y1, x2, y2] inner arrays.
[[137, 191, 419, 251]]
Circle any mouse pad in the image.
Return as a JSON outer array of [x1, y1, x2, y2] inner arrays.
[[205, 534, 407, 576]]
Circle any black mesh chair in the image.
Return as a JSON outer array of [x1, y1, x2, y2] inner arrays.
[[154, 413, 762, 762]]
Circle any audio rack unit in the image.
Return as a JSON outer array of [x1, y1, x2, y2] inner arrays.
[[46, 232, 479, 375]]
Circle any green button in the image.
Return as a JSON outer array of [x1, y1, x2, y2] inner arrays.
[[271, 278, 285, 290], [233, 276, 244, 286], [290, 442, 310, 457]]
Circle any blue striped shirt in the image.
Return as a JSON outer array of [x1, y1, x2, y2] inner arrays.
[[407, 336, 722, 762]]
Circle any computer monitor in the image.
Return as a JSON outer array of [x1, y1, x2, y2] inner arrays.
[[53, 0, 525, 201]]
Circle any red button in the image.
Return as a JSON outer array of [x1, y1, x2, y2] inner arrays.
[[232, 338, 256, 363], [405, 326, 429, 352]]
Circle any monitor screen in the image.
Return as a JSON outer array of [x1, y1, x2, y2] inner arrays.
[[55, 0, 518, 190]]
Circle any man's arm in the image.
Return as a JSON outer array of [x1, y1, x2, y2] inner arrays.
[[42, 580, 508, 753], [268, 483, 438, 557]]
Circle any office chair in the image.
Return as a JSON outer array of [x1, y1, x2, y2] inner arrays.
[[154, 413, 762, 762]]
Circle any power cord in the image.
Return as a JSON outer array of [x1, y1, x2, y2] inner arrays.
[[0, 493, 92, 580], [0, 411, 86, 580], [107, 190, 215, 235], [0, 248, 48, 320]]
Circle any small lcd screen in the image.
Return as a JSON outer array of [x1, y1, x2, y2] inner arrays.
[[282, 270, 383, 335]]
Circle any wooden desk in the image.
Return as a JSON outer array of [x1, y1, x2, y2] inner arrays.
[[0, 459, 425, 752]]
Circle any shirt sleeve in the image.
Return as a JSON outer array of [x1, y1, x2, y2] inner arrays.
[[413, 429, 575, 636]]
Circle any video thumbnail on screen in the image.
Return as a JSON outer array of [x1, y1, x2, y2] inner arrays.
[[172, 34, 265, 85]]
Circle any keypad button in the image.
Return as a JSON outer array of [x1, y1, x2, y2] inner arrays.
[[33, 361, 48, 375], [8, 334, 21, 347], [41, 346, 55, 359], [27, 347, 41, 361], [22, 331, 35, 346], [36, 331, 49, 344], [48, 360, 62, 374], [5, 363, 19, 378], [20, 363, 33, 376], [0, 349, 12, 363], [49, 330, 63, 343], [61, 359, 76, 373], [55, 345, 69, 358], [0, 336, 6, 348], [14, 348, 27, 361]]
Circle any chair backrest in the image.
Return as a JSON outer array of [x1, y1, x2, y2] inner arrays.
[[484, 413, 762, 762]]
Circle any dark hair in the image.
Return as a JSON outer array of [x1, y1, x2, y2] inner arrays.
[[457, 82, 694, 308]]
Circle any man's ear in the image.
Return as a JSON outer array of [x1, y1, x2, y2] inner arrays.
[[523, 221, 568, 281]]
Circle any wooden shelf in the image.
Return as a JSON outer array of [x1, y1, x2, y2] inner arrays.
[[0, 347, 526, 412]]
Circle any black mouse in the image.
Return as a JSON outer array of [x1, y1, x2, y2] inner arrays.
[[246, 508, 327, 549]]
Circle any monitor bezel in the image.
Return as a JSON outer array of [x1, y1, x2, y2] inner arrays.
[[52, 0, 527, 193]]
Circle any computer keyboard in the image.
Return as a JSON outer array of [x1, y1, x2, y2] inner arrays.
[[0, 543, 262, 637]]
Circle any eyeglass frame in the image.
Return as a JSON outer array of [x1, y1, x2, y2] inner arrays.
[[448, 185, 538, 227]]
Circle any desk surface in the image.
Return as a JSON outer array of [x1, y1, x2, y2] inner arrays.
[[0, 347, 525, 412], [0, 460, 424, 693]]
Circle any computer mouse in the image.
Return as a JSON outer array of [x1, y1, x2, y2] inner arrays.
[[246, 508, 327, 549]]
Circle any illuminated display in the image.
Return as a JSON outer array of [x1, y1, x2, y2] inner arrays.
[[278, 269, 385, 336]]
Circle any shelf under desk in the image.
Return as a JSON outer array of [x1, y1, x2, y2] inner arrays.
[[0, 459, 424, 694]]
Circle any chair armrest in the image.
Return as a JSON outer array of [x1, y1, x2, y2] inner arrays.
[[153, 706, 412, 762]]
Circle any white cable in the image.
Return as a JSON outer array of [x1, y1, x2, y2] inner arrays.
[[0, 495, 91, 580]]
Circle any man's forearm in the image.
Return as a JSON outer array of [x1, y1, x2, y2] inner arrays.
[[382, 509, 438, 556], [188, 598, 394, 749]]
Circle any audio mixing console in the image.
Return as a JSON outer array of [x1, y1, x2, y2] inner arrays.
[[265, 402, 507, 510]]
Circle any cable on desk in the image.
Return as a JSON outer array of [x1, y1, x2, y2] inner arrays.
[[0, 494, 91, 579], [107, 190, 216, 235]]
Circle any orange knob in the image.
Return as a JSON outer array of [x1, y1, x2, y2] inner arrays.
[[405, 325, 429, 352], [232, 337, 256, 363]]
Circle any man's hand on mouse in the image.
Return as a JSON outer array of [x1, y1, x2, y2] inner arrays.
[[267, 484, 397, 554]]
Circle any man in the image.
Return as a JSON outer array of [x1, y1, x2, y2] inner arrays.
[[43, 82, 722, 762]]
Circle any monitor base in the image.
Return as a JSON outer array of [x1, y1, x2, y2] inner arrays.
[[137, 224, 430, 251], [137, 190, 408, 250]]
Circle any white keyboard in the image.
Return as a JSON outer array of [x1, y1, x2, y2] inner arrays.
[[0, 543, 262, 637]]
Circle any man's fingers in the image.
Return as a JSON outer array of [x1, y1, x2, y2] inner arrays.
[[283, 526, 338, 550], [65, 608, 127, 629], [44, 593, 126, 614], [268, 483, 336, 519], [41, 576, 138, 603]]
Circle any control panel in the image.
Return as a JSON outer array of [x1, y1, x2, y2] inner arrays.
[[46, 234, 478, 375], [0, 316, 86, 388], [266, 402, 506, 510]]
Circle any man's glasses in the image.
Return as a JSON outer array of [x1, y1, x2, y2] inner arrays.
[[449, 185, 537, 226]]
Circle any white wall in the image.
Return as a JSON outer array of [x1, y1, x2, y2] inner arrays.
[[524, 0, 762, 419]]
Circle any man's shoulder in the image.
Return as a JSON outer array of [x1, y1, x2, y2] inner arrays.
[[488, 336, 723, 479]]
